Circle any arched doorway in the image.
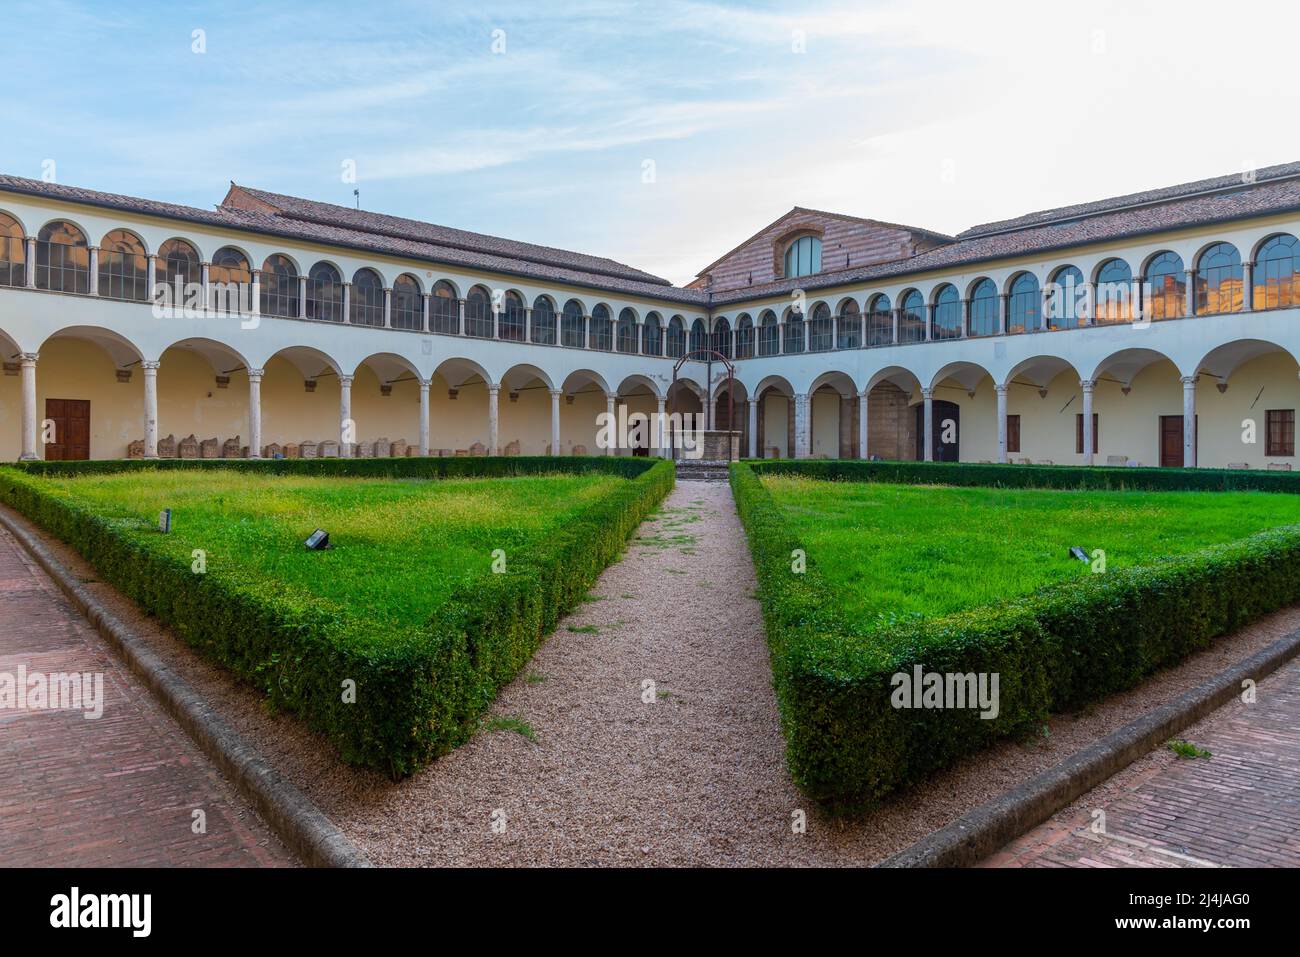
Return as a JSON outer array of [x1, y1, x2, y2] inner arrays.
[[916, 399, 961, 461]]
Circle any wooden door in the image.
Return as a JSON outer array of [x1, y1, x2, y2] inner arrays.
[[1159, 414, 1196, 468], [916, 400, 961, 461], [44, 399, 90, 460]]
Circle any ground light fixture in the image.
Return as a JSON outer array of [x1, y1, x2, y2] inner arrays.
[[304, 528, 331, 550], [1068, 545, 1089, 562], [158, 508, 171, 534]]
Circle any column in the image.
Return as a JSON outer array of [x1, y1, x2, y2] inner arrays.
[[803, 315, 810, 353], [960, 298, 970, 337], [492, 303, 500, 339], [858, 390, 869, 460], [922, 388, 934, 461], [1184, 268, 1196, 318], [1080, 281, 1095, 326], [142, 360, 160, 459], [487, 385, 499, 455], [1080, 378, 1094, 465], [383, 287, 392, 328], [747, 398, 758, 458], [457, 298, 465, 335], [605, 393, 616, 456], [342, 282, 352, 323], [1242, 261, 1254, 312], [1182, 375, 1197, 468], [247, 368, 263, 458], [421, 291, 431, 332], [998, 293, 1009, 335], [338, 374, 353, 458], [583, 317, 590, 350], [88, 247, 100, 296], [794, 393, 810, 459], [147, 255, 158, 301], [19, 353, 38, 461], [24, 237, 36, 288], [549, 389, 562, 456], [418, 378, 430, 456], [656, 396, 668, 458], [777, 322, 785, 354], [297, 275, 308, 319], [996, 384, 1008, 464], [526, 308, 533, 343], [925, 304, 933, 341], [202, 261, 211, 310], [891, 307, 900, 344], [249, 266, 261, 316]]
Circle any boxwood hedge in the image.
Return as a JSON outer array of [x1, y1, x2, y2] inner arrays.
[[0, 456, 673, 777], [731, 459, 1300, 812]]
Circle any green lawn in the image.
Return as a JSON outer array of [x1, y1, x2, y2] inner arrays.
[[36, 469, 625, 646], [762, 475, 1300, 630]]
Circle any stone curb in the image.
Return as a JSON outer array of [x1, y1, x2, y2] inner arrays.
[[879, 627, 1300, 868], [0, 506, 371, 869]]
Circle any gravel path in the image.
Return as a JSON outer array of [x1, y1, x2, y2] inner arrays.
[[9, 483, 1300, 867]]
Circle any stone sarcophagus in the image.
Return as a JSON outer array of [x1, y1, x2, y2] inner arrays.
[[178, 435, 200, 459], [158, 434, 178, 458], [222, 435, 242, 458]]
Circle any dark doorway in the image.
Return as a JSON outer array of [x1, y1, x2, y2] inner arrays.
[[1159, 414, 1196, 468], [916, 399, 960, 461], [45, 398, 90, 460]]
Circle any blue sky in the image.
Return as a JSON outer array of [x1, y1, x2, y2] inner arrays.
[[3, 0, 1298, 284]]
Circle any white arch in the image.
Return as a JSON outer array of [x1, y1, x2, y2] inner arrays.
[[39, 325, 146, 367]]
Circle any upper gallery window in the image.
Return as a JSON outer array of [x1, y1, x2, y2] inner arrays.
[[783, 235, 822, 278]]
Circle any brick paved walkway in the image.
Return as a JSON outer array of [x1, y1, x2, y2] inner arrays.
[[0, 525, 295, 867], [982, 655, 1300, 868]]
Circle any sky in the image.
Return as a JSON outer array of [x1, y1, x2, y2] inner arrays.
[[2, 0, 1298, 286]]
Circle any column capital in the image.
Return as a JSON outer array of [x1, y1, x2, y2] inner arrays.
[[246, 367, 264, 380], [605, 392, 617, 402], [338, 374, 354, 387], [1180, 375, 1199, 387], [141, 359, 162, 372], [1079, 378, 1096, 391], [920, 387, 934, 400], [487, 383, 500, 394], [383, 286, 393, 294], [20, 352, 39, 365], [995, 383, 1009, 396], [549, 388, 562, 398], [418, 377, 432, 389]]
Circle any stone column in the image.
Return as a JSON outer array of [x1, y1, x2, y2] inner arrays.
[[550, 389, 562, 456], [583, 317, 591, 350], [526, 308, 533, 343], [249, 266, 261, 316], [492, 302, 500, 339], [297, 275, 308, 319], [24, 237, 36, 288], [858, 390, 869, 460], [891, 307, 900, 344], [1184, 268, 1196, 317], [1242, 261, 1254, 312], [147, 255, 158, 301], [1080, 281, 1095, 326], [925, 304, 934, 341], [998, 293, 1009, 335], [338, 374, 353, 458], [656, 396, 668, 458], [922, 388, 934, 461], [383, 287, 392, 327], [201, 261, 211, 310], [487, 385, 500, 455], [996, 384, 1008, 464], [342, 282, 352, 323], [421, 291, 431, 332], [142, 360, 161, 459], [418, 378, 430, 456], [1080, 378, 1095, 465], [1182, 375, 1197, 468], [247, 368, 263, 458], [960, 298, 970, 337], [747, 398, 758, 458], [803, 315, 810, 353], [794, 393, 811, 459], [457, 298, 466, 335], [19, 353, 38, 460], [777, 322, 785, 354], [88, 247, 100, 296], [605, 393, 617, 455]]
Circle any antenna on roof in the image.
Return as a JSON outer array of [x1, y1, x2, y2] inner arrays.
[[353, 188, 360, 209]]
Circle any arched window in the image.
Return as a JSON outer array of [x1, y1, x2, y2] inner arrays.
[[260, 254, 299, 317], [501, 291, 526, 341], [158, 239, 200, 296], [36, 221, 89, 293], [430, 280, 459, 334], [0, 212, 24, 287], [562, 299, 585, 348], [617, 308, 638, 353], [1196, 243, 1243, 315], [932, 284, 961, 340], [783, 235, 822, 278], [735, 314, 754, 359], [808, 303, 833, 351], [783, 309, 805, 354], [1254, 234, 1300, 311], [1145, 251, 1184, 320], [393, 274, 423, 330], [1094, 258, 1133, 325], [643, 312, 663, 355], [307, 262, 343, 321], [1047, 265, 1084, 329], [865, 294, 892, 346], [590, 304, 613, 350], [666, 316, 686, 358], [837, 300, 861, 349], [712, 317, 732, 358], [968, 279, 998, 337], [690, 318, 708, 354], [351, 268, 385, 326], [1007, 272, 1041, 334], [531, 296, 557, 345], [210, 247, 251, 313], [97, 229, 149, 302], [465, 285, 493, 337], [899, 290, 925, 343], [758, 310, 779, 356]]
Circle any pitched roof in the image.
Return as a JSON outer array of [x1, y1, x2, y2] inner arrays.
[[0, 174, 706, 306], [959, 161, 1300, 239]]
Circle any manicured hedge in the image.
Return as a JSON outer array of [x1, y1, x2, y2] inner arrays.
[[731, 460, 1300, 812], [0, 456, 673, 777]]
